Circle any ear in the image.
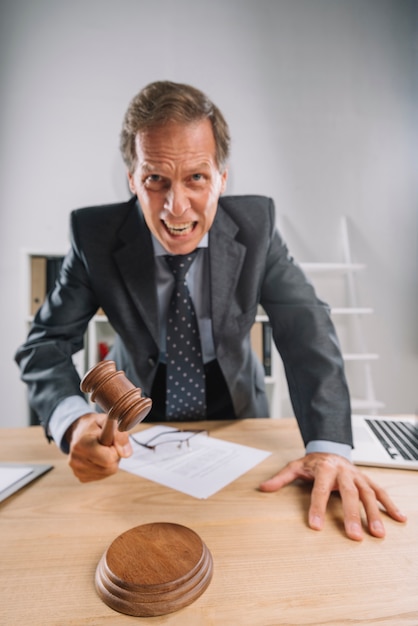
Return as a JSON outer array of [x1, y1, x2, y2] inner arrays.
[[127, 170, 136, 195], [220, 167, 228, 194]]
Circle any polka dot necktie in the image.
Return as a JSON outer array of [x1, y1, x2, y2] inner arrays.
[[165, 251, 206, 420]]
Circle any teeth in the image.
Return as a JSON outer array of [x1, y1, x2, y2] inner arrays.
[[164, 221, 195, 234]]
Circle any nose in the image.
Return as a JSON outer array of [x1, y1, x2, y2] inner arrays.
[[164, 184, 190, 217]]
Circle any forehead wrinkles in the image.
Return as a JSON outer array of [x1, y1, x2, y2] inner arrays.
[[141, 157, 213, 176], [134, 120, 218, 173], [136, 139, 214, 169]]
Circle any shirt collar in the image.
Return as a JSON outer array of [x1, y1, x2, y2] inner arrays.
[[151, 232, 209, 257]]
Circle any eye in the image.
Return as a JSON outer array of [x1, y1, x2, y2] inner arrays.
[[147, 174, 161, 183], [189, 173, 207, 184], [144, 174, 167, 190]]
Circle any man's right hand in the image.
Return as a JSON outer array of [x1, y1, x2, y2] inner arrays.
[[66, 413, 133, 482]]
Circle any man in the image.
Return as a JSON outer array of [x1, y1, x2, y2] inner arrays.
[[15, 80, 406, 541]]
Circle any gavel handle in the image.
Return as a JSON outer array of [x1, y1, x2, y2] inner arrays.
[[99, 417, 116, 446]]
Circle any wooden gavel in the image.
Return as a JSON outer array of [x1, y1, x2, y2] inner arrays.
[[80, 360, 153, 446]]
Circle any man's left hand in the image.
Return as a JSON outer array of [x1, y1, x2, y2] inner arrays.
[[259, 452, 407, 541]]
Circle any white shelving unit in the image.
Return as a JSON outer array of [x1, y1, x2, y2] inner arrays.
[[87, 314, 115, 371], [298, 217, 384, 414]]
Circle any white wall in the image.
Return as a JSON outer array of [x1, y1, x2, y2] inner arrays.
[[1, 0, 416, 427]]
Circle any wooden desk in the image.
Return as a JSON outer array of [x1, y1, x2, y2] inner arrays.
[[1, 419, 417, 625]]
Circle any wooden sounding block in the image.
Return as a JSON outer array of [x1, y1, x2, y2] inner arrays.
[[95, 522, 213, 617], [80, 360, 152, 445]]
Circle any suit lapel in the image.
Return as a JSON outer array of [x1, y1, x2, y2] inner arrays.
[[112, 204, 160, 346], [209, 205, 246, 339]]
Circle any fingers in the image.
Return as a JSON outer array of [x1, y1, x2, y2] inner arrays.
[[69, 450, 119, 482], [260, 453, 407, 541], [356, 476, 407, 538], [68, 413, 129, 482], [69, 434, 121, 482], [258, 461, 302, 492], [308, 459, 338, 533], [306, 456, 367, 540], [367, 479, 407, 524], [337, 472, 366, 541], [113, 430, 133, 459], [309, 458, 407, 541], [338, 471, 407, 540]]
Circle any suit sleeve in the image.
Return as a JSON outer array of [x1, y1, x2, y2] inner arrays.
[[260, 200, 353, 447], [14, 214, 99, 435]]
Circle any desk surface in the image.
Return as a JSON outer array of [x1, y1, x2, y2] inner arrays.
[[1, 418, 417, 625]]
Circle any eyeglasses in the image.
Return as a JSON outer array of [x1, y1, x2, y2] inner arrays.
[[130, 429, 208, 451]]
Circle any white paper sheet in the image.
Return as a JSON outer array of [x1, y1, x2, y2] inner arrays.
[[120, 425, 271, 499]]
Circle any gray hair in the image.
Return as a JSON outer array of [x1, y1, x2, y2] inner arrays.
[[120, 80, 230, 173]]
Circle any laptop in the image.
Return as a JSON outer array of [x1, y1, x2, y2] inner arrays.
[[351, 414, 418, 470]]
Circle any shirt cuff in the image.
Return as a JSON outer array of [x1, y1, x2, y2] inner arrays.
[[305, 440, 352, 462], [48, 395, 92, 454]]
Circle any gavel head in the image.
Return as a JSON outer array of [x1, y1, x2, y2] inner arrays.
[[80, 360, 153, 432]]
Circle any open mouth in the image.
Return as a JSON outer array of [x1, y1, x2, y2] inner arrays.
[[163, 220, 197, 236]]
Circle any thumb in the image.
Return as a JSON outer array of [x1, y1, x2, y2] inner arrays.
[[259, 462, 300, 492], [114, 431, 133, 458]]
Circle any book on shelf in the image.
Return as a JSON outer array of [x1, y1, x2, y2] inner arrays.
[[98, 341, 110, 361], [262, 322, 272, 376], [250, 319, 273, 377], [30, 255, 64, 315]]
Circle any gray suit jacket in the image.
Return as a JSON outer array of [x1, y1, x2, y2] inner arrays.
[[15, 195, 352, 447]]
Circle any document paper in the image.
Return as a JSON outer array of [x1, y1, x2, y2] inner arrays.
[[120, 425, 271, 499]]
